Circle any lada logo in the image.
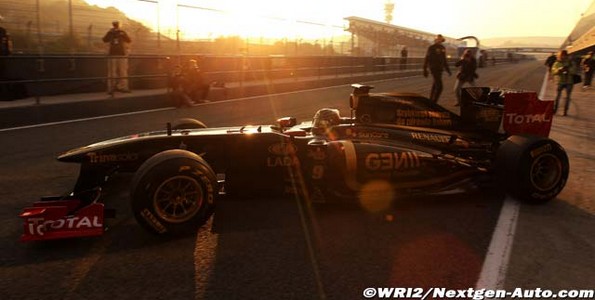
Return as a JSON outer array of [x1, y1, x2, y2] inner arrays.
[[267, 156, 300, 167], [268, 143, 298, 156]]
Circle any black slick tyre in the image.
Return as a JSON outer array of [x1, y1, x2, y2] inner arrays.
[[130, 149, 217, 235], [496, 135, 569, 204]]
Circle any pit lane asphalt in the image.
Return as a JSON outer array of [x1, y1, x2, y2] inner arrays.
[[1, 61, 593, 299]]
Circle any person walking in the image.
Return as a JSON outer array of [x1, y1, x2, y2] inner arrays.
[[453, 49, 478, 106], [102, 20, 131, 95], [581, 51, 594, 89], [551, 50, 578, 116], [423, 34, 451, 103]]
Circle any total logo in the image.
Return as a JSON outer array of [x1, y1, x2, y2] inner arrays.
[[505, 113, 551, 124], [24, 216, 103, 236]]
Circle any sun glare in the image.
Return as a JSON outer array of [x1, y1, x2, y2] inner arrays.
[[174, 2, 343, 40]]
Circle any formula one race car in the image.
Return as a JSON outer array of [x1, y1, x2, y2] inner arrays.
[[19, 84, 569, 241]]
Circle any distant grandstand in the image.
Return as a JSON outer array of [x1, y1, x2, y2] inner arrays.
[[344, 16, 465, 57]]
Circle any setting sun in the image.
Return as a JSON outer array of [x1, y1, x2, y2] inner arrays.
[[83, 0, 592, 41]]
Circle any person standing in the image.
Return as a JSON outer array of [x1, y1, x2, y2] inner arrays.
[[581, 51, 594, 89], [400, 46, 408, 70], [453, 49, 478, 106], [0, 16, 13, 78], [551, 50, 577, 116], [423, 34, 451, 103], [102, 20, 131, 94]]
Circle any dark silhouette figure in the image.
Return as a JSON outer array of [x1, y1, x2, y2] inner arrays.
[[453, 49, 478, 106], [582, 51, 594, 89], [400, 46, 408, 70], [423, 34, 451, 103], [102, 21, 132, 94], [551, 50, 577, 116]]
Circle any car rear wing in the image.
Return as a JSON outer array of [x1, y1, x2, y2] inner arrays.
[[460, 87, 554, 137]]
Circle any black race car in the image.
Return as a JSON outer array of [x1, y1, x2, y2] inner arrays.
[[19, 84, 569, 241]]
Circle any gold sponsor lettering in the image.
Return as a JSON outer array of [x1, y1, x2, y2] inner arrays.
[[354, 131, 390, 139], [268, 143, 298, 156], [365, 152, 421, 171], [411, 132, 451, 143], [87, 152, 139, 164], [267, 156, 300, 167], [396, 110, 450, 119]]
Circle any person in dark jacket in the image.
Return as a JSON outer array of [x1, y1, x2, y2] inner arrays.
[[0, 17, 13, 79], [400, 46, 408, 70], [551, 50, 578, 116], [453, 49, 478, 106], [102, 21, 131, 94], [423, 34, 451, 103], [184, 59, 210, 102]]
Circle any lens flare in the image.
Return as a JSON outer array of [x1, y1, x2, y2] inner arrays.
[[358, 180, 394, 212]]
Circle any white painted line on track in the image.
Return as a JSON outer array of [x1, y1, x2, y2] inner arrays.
[[539, 71, 549, 99], [0, 107, 175, 133], [476, 197, 520, 289], [476, 71, 550, 289]]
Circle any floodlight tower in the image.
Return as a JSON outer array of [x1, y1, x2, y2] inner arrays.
[[384, 1, 395, 24]]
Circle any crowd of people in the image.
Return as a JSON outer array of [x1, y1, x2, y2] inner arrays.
[[543, 49, 593, 116], [418, 33, 592, 118]]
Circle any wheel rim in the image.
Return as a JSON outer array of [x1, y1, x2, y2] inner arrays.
[[530, 153, 563, 192], [153, 175, 204, 223]]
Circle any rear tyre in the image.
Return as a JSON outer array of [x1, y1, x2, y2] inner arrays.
[[171, 118, 207, 130], [496, 135, 569, 204], [130, 150, 217, 235]]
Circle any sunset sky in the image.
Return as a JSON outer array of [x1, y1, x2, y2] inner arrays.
[[83, 0, 593, 40]]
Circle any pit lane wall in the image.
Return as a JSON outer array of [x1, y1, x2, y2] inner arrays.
[[0, 67, 420, 129], [0, 54, 525, 129]]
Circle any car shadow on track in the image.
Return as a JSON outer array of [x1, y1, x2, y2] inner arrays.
[[197, 191, 505, 298]]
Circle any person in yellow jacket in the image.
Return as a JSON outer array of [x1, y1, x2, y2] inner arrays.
[[551, 50, 577, 116]]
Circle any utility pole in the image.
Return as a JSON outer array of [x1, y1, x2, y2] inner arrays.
[[384, 1, 394, 24], [68, 0, 74, 50]]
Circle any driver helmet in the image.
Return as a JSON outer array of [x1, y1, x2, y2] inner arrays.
[[312, 108, 341, 135]]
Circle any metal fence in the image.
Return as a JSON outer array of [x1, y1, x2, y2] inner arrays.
[[1, 0, 353, 56]]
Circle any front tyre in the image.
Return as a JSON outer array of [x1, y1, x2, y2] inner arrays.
[[496, 135, 569, 204], [130, 150, 217, 235]]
